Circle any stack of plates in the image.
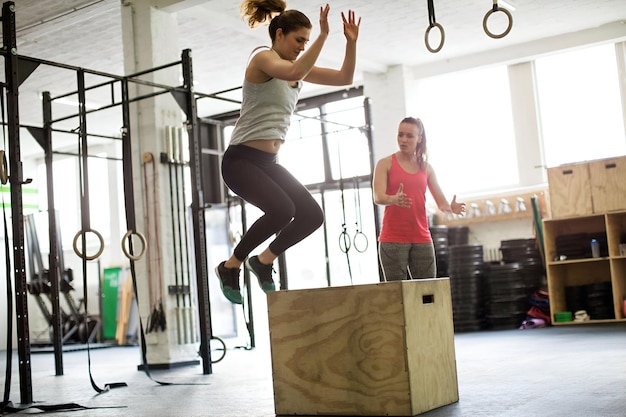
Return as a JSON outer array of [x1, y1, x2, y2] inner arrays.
[[448, 226, 469, 247], [448, 244, 486, 332], [501, 238, 541, 262], [586, 282, 614, 320], [481, 239, 546, 330], [485, 262, 540, 330], [500, 238, 544, 288]]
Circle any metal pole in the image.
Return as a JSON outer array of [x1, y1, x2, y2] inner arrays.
[[181, 49, 213, 374], [363, 97, 383, 282], [42, 91, 64, 375], [3, 0, 33, 404], [320, 190, 331, 286], [240, 198, 256, 348]]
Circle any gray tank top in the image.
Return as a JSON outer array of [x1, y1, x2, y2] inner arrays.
[[229, 75, 302, 145]]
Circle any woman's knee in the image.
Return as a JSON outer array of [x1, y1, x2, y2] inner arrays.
[[310, 203, 324, 229], [298, 200, 324, 232], [270, 202, 296, 230]]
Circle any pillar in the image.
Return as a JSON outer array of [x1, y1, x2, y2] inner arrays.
[[508, 62, 546, 185], [120, 0, 198, 367], [363, 65, 414, 163]]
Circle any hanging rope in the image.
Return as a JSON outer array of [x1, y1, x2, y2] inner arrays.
[[142, 152, 166, 334], [0, 84, 15, 412], [352, 176, 368, 253], [336, 140, 353, 284], [69, 68, 129, 394], [120, 185, 213, 385]]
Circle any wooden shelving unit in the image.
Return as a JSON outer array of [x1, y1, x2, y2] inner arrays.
[[543, 210, 626, 325]]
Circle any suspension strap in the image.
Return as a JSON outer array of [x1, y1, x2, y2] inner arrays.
[[0, 83, 13, 412], [1, 166, 13, 411], [142, 152, 166, 333], [352, 176, 368, 253], [336, 142, 353, 284], [119, 111, 210, 386]]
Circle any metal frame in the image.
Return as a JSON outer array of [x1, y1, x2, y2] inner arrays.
[[0, 0, 225, 403], [2, 1, 33, 404]]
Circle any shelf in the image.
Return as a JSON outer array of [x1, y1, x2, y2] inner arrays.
[[547, 257, 609, 266], [543, 210, 626, 325], [440, 210, 532, 227], [436, 188, 549, 226], [552, 318, 626, 326]]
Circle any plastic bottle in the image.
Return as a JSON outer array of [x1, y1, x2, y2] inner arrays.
[[591, 239, 600, 258]]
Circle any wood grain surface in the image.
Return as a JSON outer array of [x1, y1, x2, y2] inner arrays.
[[267, 279, 458, 416]]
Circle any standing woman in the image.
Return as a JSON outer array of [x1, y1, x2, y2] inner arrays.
[[372, 117, 466, 281], [216, 1, 361, 304]]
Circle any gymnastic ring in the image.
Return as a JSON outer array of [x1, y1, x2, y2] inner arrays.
[[339, 230, 351, 254], [72, 229, 105, 261], [121, 229, 147, 261], [0, 150, 8, 185], [353, 231, 369, 253], [424, 22, 445, 53], [483, 5, 513, 39], [210, 336, 227, 364]]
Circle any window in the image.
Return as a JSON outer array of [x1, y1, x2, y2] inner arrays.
[[535, 44, 626, 167], [411, 65, 519, 196], [285, 188, 378, 290], [324, 96, 370, 181], [284, 94, 378, 288], [217, 90, 380, 289], [37, 152, 119, 251], [281, 108, 325, 185]]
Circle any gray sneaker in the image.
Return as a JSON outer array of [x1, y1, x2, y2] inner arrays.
[[245, 256, 276, 293]]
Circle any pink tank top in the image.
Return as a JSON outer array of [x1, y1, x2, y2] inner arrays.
[[378, 154, 432, 244]]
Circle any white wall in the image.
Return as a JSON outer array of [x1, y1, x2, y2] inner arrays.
[[362, 27, 626, 257]]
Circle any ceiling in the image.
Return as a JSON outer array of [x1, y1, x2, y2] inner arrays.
[[3, 0, 626, 159]]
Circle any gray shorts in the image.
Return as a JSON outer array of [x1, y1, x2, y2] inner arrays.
[[378, 241, 436, 281]]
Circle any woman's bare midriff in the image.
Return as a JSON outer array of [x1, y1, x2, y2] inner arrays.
[[242, 139, 283, 154]]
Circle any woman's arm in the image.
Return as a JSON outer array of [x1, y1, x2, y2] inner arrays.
[[372, 157, 391, 205], [373, 156, 411, 207], [249, 5, 330, 82], [427, 164, 465, 215], [305, 10, 360, 86]]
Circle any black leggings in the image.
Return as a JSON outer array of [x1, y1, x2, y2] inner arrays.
[[221, 144, 324, 262]]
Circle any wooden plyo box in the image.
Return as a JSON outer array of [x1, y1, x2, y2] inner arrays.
[[588, 156, 626, 213], [547, 162, 593, 218], [267, 278, 459, 416]]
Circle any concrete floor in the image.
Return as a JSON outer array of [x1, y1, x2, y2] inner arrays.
[[2, 323, 626, 417]]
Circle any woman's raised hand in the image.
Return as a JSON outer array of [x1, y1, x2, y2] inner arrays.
[[319, 4, 330, 36], [341, 9, 361, 42], [450, 195, 466, 215]]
